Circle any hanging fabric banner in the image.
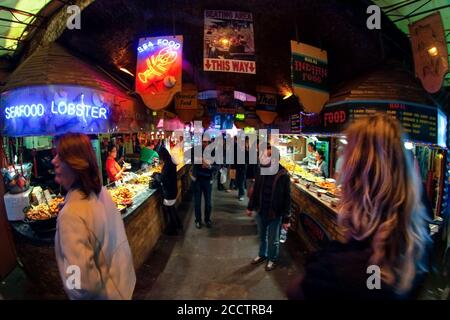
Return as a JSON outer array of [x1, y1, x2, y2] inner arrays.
[[291, 41, 329, 113], [135, 35, 183, 110], [409, 12, 449, 94]]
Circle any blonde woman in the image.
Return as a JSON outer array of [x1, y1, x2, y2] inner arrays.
[[288, 114, 430, 299]]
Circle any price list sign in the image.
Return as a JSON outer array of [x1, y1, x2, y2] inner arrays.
[[322, 101, 440, 144]]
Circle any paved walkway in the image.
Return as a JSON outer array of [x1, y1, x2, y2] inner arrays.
[[134, 184, 306, 300]]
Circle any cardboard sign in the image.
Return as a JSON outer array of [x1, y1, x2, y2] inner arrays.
[[204, 10, 256, 74]]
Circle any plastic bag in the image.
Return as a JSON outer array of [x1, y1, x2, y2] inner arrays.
[[220, 167, 227, 184]]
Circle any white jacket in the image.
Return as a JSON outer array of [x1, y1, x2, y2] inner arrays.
[[55, 187, 136, 300]]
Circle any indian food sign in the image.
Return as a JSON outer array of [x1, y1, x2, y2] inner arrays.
[[291, 41, 329, 113]]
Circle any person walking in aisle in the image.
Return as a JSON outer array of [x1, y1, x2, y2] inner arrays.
[[247, 144, 291, 271], [192, 140, 216, 229], [52, 133, 136, 299], [156, 146, 182, 235]]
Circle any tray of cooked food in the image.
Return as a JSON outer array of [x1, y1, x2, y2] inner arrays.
[[109, 186, 135, 208], [23, 196, 65, 233]]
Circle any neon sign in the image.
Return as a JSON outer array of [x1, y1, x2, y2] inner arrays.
[[5, 95, 107, 120], [0, 85, 113, 137], [137, 38, 181, 53], [135, 35, 183, 111], [138, 46, 178, 83]]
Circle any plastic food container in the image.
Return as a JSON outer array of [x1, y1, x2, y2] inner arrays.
[[1, 163, 33, 194]]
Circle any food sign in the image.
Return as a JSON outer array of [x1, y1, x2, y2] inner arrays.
[[135, 36, 183, 110]]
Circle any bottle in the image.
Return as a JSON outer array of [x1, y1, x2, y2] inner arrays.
[[280, 228, 288, 243]]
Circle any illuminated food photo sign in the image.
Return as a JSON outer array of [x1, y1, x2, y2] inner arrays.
[[0, 85, 113, 136], [135, 35, 183, 110]]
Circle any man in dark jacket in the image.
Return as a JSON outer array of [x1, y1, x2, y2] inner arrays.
[[247, 144, 291, 271], [192, 140, 216, 229]]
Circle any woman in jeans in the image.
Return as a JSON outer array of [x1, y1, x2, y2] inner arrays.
[[52, 133, 136, 299], [288, 115, 430, 299]]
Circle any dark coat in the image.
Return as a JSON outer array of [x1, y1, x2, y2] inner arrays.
[[157, 146, 178, 200], [287, 239, 427, 300], [160, 162, 178, 200], [247, 165, 291, 223]]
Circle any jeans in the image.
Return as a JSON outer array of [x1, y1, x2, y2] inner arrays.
[[236, 166, 246, 198], [194, 178, 212, 223], [256, 214, 282, 262]]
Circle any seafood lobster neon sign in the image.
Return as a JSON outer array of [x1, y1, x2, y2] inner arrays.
[[135, 35, 183, 110], [137, 38, 181, 84]]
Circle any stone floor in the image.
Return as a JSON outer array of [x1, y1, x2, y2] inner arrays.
[[0, 184, 307, 300], [134, 188, 303, 299], [133, 185, 307, 299]]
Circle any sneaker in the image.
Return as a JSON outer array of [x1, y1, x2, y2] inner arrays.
[[225, 189, 232, 193], [195, 222, 202, 229], [239, 196, 245, 201], [251, 256, 266, 265], [265, 261, 277, 271], [205, 221, 212, 228]]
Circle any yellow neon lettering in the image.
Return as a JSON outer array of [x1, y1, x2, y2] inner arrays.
[[138, 46, 178, 84]]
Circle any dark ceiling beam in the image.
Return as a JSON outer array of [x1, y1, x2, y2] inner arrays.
[[56, 0, 74, 5], [0, 46, 15, 52], [0, 17, 36, 27], [0, 5, 44, 19], [0, 35, 25, 42], [403, 0, 433, 18], [393, 4, 450, 22], [384, 0, 423, 14]]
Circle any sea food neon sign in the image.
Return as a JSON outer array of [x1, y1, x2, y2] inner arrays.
[[137, 38, 181, 53], [5, 94, 107, 120], [137, 38, 181, 84]]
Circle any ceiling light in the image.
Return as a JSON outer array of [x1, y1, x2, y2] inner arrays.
[[119, 67, 134, 77], [427, 46, 438, 57]]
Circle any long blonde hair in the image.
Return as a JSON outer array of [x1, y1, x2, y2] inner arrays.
[[338, 114, 429, 293]]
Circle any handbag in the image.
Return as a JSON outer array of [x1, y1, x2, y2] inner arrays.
[[220, 167, 228, 184]]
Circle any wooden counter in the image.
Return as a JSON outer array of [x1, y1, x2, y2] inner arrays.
[[289, 178, 345, 252], [10, 164, 191, 298]]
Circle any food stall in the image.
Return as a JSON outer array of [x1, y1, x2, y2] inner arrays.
[[0, 44, 192, 297], [280, 100, 448, 252], [279, 131, 344, 251]]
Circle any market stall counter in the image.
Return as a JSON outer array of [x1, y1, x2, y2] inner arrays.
[[9, 164, 191, 298], [281, 158, 345, 252]]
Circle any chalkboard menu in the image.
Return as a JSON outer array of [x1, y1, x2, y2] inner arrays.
[[290, 113, 301, 133], [322, 101, 440, 144]]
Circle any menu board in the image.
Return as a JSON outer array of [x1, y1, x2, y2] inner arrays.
[[322, 101, 440, 144], [290, 113, 301, 133]]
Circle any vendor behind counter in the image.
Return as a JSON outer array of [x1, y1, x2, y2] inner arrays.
[[139, 141, 159, 170]]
